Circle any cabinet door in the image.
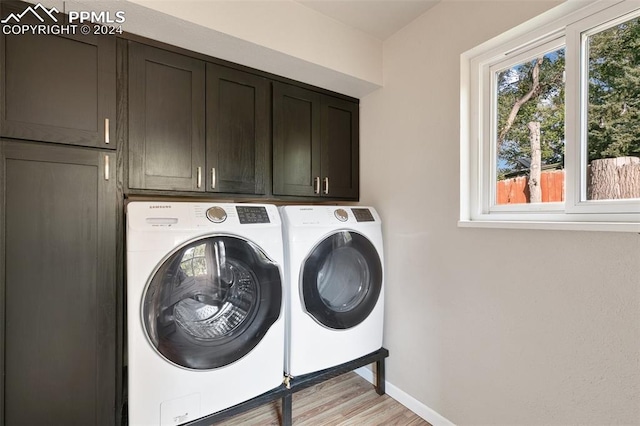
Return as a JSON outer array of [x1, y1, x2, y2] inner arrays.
[[0, 141, 116, 425], [206, 64, 269, 194], [321, 96, 359, 199], [0, 2, 115, 148], [128, 42, 205, 191], [272, 82, 321, 197]]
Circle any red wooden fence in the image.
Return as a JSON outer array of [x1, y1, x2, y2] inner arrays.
[[496, 170, 565, 204]]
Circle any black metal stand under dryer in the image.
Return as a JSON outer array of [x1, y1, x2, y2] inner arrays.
[[185, 348, 390, 426]]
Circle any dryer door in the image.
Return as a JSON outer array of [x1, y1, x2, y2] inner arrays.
[[142, 236, 281, 370], [301, 231, 382, 330]]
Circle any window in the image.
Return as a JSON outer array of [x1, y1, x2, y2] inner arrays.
[[461, 0, 640, 231]]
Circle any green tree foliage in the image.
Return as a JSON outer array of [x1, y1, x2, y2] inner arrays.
[[496, 49, 565, 176], [496, 16, 640, 178], [588, 16, 640, 161]]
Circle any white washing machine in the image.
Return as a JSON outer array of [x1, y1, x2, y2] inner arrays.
[[280, 205, 384, 377], [126, 202, 284, 426]]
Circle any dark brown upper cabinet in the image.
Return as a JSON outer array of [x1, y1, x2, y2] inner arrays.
[[128, 42, 206, 192], [320, 95, 360, 199], [0, 2, 115, 149], [273, 82, 359, 199], [273, 83, 321, 197], [206, 63, 270, 195], [128, 41, 270, 195]]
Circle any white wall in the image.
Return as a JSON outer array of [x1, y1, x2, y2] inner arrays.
[[126, 0, 382, 87], [360, 1, 640, 424], [33, 0, 383, 97]]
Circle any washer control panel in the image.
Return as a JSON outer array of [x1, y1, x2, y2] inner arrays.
[[334, 208, 349, 222], [236, 206, 270, 224], [205, 206, 227, 223]]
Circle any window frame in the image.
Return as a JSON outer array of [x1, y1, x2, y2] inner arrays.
[[461, 0, 640, 232]]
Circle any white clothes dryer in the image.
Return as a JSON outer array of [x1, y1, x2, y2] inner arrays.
[[126, 202, 284, 426], [280, 205, 384, 377]]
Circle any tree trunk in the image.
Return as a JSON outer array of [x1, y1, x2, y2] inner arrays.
[[497, 57, 543, 147], [588, 156, 640, 200], [527, 121, 542, 203]]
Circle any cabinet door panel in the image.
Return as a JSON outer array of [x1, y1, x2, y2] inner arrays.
[[0, 3, 115, 148], [207, 64, 269, 194], [128, 42, 205, 191], [1, 141, 116, 425], [321, 97, 359, 199], [273, 83, 321, 197]]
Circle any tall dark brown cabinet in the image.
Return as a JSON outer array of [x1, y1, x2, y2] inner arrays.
[[273, 82, 359, 199], [0, 141, 117, 425], [0, 2, 119, 423]]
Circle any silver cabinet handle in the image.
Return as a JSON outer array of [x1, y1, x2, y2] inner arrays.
[[323, 177, 329, 195], [314, 177, 320, 194], [197, 167, 202, 188], [104, 155, 110, 180], [211, 168, 216, 189], [104, 118, 110, 144]]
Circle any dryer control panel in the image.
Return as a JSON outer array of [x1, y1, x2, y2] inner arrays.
[[281, 205, 380, 227], [351, 208, 375, 222]]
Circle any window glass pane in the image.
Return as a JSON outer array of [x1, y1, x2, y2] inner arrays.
[[586, 15, 640, 200], [495, 47, 565, 204]]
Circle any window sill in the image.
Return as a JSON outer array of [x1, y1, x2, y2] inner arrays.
[[458, 219, 640, 233]]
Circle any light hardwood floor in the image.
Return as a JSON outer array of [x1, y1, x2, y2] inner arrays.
[[214, 372, 431, 426]]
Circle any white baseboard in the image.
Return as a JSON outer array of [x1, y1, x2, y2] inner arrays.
[[354, 367, 455, 426]]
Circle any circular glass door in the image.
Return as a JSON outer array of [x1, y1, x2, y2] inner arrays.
[[142, 236, 282, 370], [301, 231, 382, 330]]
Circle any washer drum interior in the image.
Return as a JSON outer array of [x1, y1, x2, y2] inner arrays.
[[143, 236, 282, 370]]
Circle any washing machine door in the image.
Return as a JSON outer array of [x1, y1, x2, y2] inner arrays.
[[142, 236, 282, 370], [301, 231, 382, 330]]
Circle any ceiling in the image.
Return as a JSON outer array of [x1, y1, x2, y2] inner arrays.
[[295, 0, 440, 40]]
